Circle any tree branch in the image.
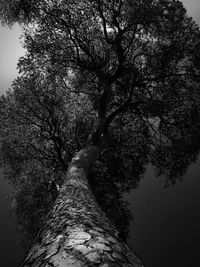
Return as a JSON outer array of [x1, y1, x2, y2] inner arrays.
[[104, 81, 143, 134], [143, 72, 200, 84], [88, 79, 111, 144]]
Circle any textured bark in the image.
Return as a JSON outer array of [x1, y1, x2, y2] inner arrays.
[[20, 146, 144, 267]]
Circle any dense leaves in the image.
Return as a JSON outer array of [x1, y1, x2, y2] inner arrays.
[[12, 163, 61, 248], [0, 0, 200, 246]]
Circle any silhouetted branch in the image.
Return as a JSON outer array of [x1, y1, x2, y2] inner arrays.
[[143, 72, 200, 84]]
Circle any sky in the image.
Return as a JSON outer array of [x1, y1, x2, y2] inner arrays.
[[183, 0, 200, 24], [0, 24, 24, 94], [0, 0, 200, 95]]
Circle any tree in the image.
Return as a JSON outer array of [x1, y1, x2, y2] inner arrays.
[[1, 0, 200, 266]]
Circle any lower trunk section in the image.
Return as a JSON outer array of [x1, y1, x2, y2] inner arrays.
[[21, 146, 144, 267]]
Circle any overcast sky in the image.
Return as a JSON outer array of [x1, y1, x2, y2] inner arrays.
[[0, 0, 199, 95]]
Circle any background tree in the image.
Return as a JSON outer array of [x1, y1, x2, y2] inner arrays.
[[0, 0, 200, 266]]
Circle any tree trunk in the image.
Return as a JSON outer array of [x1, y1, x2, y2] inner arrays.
[[20, 146, 144, 267]]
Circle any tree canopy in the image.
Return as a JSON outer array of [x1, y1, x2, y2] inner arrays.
[[0, 0, 200, 247]]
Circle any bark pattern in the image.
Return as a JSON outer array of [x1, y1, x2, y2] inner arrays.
[[20, 146, 144, 267]]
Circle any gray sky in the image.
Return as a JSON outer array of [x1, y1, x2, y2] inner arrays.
[[183, 0, 200, 24], [0, 24, 24, 94], [0, 0, 199, 95]]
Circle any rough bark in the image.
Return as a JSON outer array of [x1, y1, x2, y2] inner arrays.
[[20, 146, 144, 267]]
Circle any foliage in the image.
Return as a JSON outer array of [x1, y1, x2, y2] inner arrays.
[[11, 163, 61, 248], [0, 0, 200, 246], [89, 113, 151, 239]]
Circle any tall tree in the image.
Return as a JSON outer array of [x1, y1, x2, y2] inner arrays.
[[1, 0, 200, 266]]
